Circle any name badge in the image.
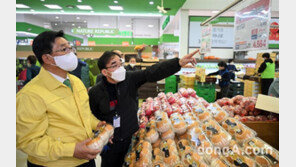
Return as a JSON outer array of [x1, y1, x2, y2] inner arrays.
[[113, 115, 120, 128]]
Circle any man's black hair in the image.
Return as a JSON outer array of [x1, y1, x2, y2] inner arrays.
[[218, 61, 228, 68], [262, 53, 270, 59], [32, 30, 65, 64], [97, 51, 121, 71], [27, 55, 37, 65], [228, 59, 234, 63]]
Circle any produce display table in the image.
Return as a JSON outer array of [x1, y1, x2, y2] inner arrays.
[[244, 121, 279, 150]]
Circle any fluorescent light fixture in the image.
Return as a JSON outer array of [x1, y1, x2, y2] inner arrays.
[[41, 0, 45, 1], [44, 4, 63, 9], [90, 11, 94, 13], [76, 5, 93, 10], [212, 10, 219, 14], [16, 11, 162, 17], [30, 9, 35, 12], [84, 20, 87, 23], [76, 16, 80, 19], [78, 0, 82, 2], [148, 25, 154, 28], [109, 6, 123, 10], [72, 23, 75, 26], [126, 25, 131, 27], [114, 1, 118, 3], [55, 16, 59, 19], [16, 4, 30, 8], [149, 1, 154, 5], [78, 26, 81, 28], [55, 23, 58, 25], [103, 24, 109, 27], [60, 10, 64, 12]]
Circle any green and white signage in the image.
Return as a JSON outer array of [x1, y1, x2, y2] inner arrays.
[[71, 28, 119, 35]]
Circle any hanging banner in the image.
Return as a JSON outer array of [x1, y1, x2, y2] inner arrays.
[[269, 18, 279, 49], [234, 0, 271, 51], [200, 25, 212, 53]]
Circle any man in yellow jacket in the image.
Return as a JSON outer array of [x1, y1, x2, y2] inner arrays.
[[16, 30, 106, 167]]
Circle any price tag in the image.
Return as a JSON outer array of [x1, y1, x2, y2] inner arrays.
[[113, 115, 120, 128]]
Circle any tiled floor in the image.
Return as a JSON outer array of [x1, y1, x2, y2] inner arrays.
[[16, 149, 102, 167]]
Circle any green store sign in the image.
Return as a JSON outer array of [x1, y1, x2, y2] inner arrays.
[[71, 28, 119, 35]]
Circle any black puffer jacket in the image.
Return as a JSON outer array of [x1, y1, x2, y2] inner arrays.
[[88, 58, 181, 141]]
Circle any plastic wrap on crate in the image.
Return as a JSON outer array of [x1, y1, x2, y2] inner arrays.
[[144, 119, 159, 144], [221, 117, 257, 145], [242, 137, 279, 167], [161, 127, 175, 140], [202, 119, 232, 148], [86, 124, 114, 151], [224, 140, 257, 167], [207, 103, 229, 124], [180, 149, 208, 167], [210, 156, 234, 167], [123, 151, 136, 167], [183, 112, 201, 130], [192, 103, 213, 122], [166, 92, 178, 104], [176, 139, 192, 157], [160, 139, 181, 167], [187, 126, 212, 151], [155, 111, 172, 133], [178, 87, 189, 98], [170, 113, 188, 135], [153, 97, 161, 111], [171, 103, 182, 114]]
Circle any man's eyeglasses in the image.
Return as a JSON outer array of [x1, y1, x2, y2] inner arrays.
[[106, 62, 124, 69], [52, 47, 76, 54]]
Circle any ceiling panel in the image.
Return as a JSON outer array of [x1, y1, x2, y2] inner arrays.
[[16, 0, 186, 16]]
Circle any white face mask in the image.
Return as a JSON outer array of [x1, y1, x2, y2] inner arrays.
[[110, 66, 126, 82], [130, 63, 136, 68], [50, 52, 78, 71]]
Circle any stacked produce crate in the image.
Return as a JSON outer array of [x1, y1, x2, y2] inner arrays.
[[178, 74, 195, 90], [243, 80, 261, 97], [195, 82, 216, 103], [227, 81, 244, 98]]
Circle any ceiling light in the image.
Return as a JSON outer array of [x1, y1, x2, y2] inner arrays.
[[77, 0, 82, 2], [148, 25, 154, 28], [103, 24, 109, 27], [114, 1, 118, 3], [55, 16, 59, 19], [149, 1, 154, 5], [66, 5, 75, 9], [72, 23, 75, 26], [76, 5, 93, 10], [60, 10, 64, 12], [90, 11, 94, 13], [55, 23, 58, 26], [126, 25, 131, 27], [120, 11, 124, 14], [84, 20, 87, 23], [212, 10, 219, 14], [78, 26, 81, 28], [76, 16, 80, 19], [41, 0, 45, 1], [16, 4, 30, 8], [109, 6, 123, 10], [30, 9, 35, 12], [44, 4, 63, 9]]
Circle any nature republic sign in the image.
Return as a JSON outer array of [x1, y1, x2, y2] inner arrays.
[[71, 28, 119, 35]]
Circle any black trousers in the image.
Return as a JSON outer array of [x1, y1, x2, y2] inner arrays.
[[261, 78, 274, 95], [100, 138, 132, 167], [27, 159, 96, 167]]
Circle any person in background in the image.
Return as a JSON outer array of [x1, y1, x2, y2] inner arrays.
[[268, 77, 279, 97], [88, 49, 200, 167], [227, 59, 240, 80], [207, 61, 231, 99], [70, 50, 91, 89], [16, 30, 107, 167], [23, 55, 40, 85], [125, 57, 139, 71], [257, 53, 275, 95], [96, 50, 124, 84]]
